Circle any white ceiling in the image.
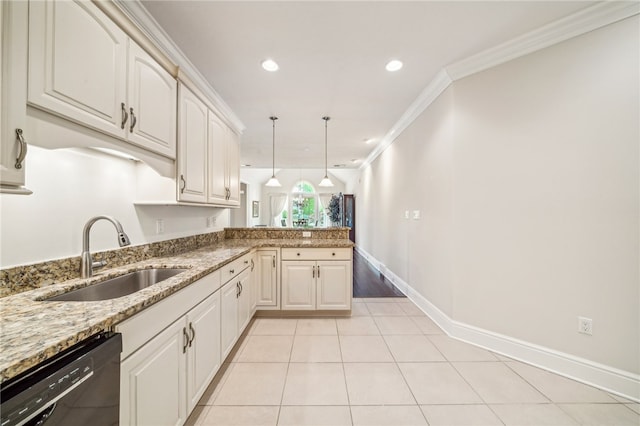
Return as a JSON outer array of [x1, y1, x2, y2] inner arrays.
[[141, 1, 595, 170]]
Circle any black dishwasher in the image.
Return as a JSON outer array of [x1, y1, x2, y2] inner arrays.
[[1, 332, 122, 426]]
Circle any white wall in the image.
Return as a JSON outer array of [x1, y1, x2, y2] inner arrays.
[[0, 146, 229, 268], [355, 15, 639, 377]]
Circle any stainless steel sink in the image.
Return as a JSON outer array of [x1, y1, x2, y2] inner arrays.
[[45, 268, 187, 302]]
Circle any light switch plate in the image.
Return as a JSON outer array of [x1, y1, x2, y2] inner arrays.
[[404, 210, 410, 219], [413, 210, 421, 220]]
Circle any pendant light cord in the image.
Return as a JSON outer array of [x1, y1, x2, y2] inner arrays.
[[323, 116, 330, 176], [270, 116, 278, 176]]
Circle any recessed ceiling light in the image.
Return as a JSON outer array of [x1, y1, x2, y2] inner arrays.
[[385, 59, 403, 72], [261, 59, 279, 72], [364, 138, 376, 145], [351, 159, 361, 164], [241, 164, 251, 167]]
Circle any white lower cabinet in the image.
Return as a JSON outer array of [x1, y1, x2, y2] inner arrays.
[[281, 261, 316, 310], [281, 248, 352, 311], [120, 318, 187, 426], [221, 266, 251, 360], [186, 292, 221, 413], [255, 249, 279, 310], [117, 271, 222, 426]]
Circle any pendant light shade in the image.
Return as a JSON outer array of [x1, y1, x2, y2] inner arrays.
[[265, 116, 281, 187], [319, 116, 334, 187]]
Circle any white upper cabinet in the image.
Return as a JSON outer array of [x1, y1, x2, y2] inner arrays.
[[177, 79, 241, 207], [127, 41, 177, 157], [1, 1, 31, 193], [207, 110, 228, 204], [28, 0, 176, 158], [207, 110, 240, 206], [28, 0, 127, 137], [177, 84, 208, 203], [226, 130, 240, 205]]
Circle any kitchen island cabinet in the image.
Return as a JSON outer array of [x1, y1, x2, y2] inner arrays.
[[281, 248, 352, 311]]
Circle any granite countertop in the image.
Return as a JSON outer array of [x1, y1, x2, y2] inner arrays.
[[0, 238, 353, 383]]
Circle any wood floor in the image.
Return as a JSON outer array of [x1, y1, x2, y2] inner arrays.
[[352, 249, 406, 298]]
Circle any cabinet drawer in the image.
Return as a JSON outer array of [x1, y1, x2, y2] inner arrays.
[[281, 248, 351, 261], [116, 270, 220, 359], [221, 252, 252, 282]]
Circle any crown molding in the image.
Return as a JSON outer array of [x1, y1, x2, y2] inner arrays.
[[111, 0, 246, 135], [361, 1, 640, 171], [446, 1, 640, 81], [362, 69, 452, 169]]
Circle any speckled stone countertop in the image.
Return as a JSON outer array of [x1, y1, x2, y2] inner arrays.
[[0, 238, 353, 383]]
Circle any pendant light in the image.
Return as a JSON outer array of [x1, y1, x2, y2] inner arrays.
[[319, 116, 334, 187], [265, 116, 281, 187]]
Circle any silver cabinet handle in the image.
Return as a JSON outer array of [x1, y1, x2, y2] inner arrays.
[[236, 282, 240, 298], [317, 265, 320, 278], [239, 282, 243, 295], [180, 175, 186, 193], [129, 107, 137, 132], [312, 265, 315, 278], [188, 322, 195, 347], [120, 103, 128, 129], [272, 257, 276, 268], [14, 129, 27, 170], [250, 259, 255, 271], [297, 252, 301, 257], [182, 327, 189, 353]]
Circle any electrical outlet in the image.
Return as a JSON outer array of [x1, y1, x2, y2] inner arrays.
[[302, 231, 311, 238], [156, 219, 165, 235], [206, 216, 216, 228], [578, 316, 593, 335]]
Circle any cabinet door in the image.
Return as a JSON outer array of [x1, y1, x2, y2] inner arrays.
[[120, 318, 187, 426], [256, 250, 279, 308], [220, 279, 239, 360], [249, 252, 258, 315], [186, 291, 221, 413], [282, 261, 316, 310], [226, 131, 240, 206], [28, 0, 127, 138], [237, 268, 252, 332], [316, 261, 352, 310], [177, 84, 208, 202], [127, 40, 177, 158], [207, 110, 228, 204], [0, 0, 29, 191]]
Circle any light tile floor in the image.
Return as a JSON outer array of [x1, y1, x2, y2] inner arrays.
[[186, 298, 640, 426]]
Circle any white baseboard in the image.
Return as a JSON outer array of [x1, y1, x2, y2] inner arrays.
[[354, 246, 640, 403]]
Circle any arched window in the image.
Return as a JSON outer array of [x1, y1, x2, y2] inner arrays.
[[289, 180, 318, 227]]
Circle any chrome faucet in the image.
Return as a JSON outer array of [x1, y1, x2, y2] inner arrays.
[[81, 216, 131, 278]]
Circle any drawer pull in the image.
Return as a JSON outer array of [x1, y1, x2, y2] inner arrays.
[[332, 252, 336, 256], [182, 327, 189, 353], [297, 252, 301, 256], [14, 129, 27, 169], [120, 102, 128, 129], [317, 266, 321, 277], [230, 269, 235, 274], [188, 322, 195, 347]]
